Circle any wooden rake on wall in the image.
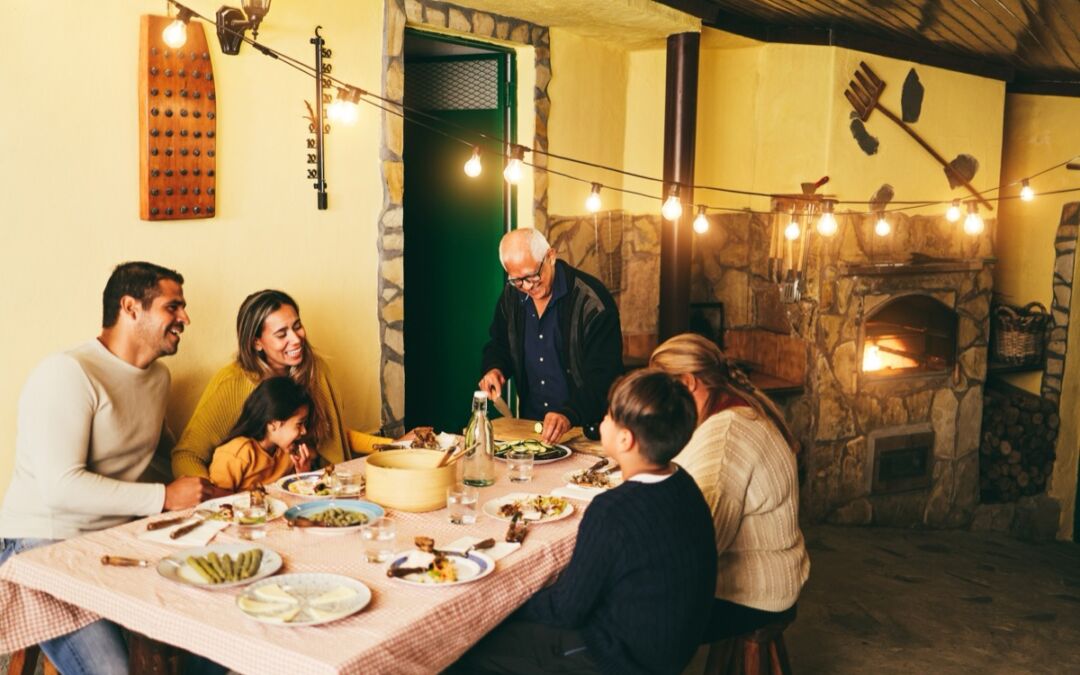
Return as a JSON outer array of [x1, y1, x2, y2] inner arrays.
[[845, 61, 992, 211]]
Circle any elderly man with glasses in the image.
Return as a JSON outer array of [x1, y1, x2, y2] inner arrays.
[[479, 228, 623, 443]]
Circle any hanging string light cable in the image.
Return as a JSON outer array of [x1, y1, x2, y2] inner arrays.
[[163, 1, 1080, 220]]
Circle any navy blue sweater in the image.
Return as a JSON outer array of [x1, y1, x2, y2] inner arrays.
[[520, 468, 717, 675]]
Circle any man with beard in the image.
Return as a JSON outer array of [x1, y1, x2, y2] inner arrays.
[[480, 229, 623, 443], [0, 261, 221, 674]]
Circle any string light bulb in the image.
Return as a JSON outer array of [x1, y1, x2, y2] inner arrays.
[[463, 147, 482, 177], [784, 216, 800, 241], [1020, 179, 1035, 202], [661, 185, 683, 221], [946, 199, 961, 222], [162, 7, 193, 49], [585, 183, 602, 213], [963, 202, 984, 235], [817, 201, 838, 237], [874, 213, 891, 237], [326, 86, 362, 125], [503, 145, 525, 184], [693, 206, 709, 233]]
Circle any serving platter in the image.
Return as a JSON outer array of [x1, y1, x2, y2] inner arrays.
[[494, 440, 572, 464], [283, 499, 384, 534], [156, 543, 282, 590], [386, 550, 495, 587], [481, 493, 574, 523], [236, 573, 372, 626]]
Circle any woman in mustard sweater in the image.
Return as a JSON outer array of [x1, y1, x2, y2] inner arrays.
[[172, 290, 349, 479]]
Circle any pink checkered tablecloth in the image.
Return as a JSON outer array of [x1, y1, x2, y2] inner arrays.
[[0, 452, 601, 674]]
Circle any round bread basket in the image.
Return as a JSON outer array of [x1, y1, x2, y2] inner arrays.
[[364, 450, 457, 512]]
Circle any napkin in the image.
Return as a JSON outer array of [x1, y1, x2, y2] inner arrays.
[[444, 536, 521, 561], [552, 485, 604, 502], [137, 518, 229, 547]]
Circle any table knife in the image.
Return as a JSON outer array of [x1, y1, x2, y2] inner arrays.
[[101, 555, 151, 568], [491, 394, 513, 419]]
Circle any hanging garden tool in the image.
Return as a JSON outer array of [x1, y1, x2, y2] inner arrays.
[[844, 61, 992, 211]]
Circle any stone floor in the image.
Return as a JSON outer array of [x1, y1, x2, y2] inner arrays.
[[5, 525, 1080, 674], [782, 525, 1080, 675]]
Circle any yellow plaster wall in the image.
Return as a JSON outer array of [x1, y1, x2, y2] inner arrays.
[[0, 0, 386, 498], [547, 28, 629, 214], [695, 33, 1005, 218], [622, 48, 668, 214], [997, 93, 1080, 538]]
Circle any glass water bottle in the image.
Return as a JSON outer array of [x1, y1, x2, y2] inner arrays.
[[463, 391, 496, 487]]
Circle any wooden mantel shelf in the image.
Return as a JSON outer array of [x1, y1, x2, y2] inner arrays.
[[840, 258, 994, 277], [623, 355, 803, 397]]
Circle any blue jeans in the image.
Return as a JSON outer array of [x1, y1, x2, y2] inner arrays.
[[0, 538, 129, 675]]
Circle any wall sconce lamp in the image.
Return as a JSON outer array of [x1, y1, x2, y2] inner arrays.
[[216, 0, 272, 54]]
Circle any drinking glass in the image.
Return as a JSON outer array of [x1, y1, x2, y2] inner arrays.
[[506, 449, 534, 483], [235, 504, 268, 540], [446, 485, 479, 525], [360, 517, 396, 563], [332, 470, 361, 498]]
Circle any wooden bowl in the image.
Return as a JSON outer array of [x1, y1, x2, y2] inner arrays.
[[364, 450, 456, 512]]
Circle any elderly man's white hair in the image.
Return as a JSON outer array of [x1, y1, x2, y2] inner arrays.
[[499, 228, 551, 267]]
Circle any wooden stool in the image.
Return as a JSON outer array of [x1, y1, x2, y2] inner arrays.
[[703, 607, 795, 675], [7, 645, 58, 675]]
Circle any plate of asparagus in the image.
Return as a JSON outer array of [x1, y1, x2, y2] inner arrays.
[[156, 543, 282, 589]]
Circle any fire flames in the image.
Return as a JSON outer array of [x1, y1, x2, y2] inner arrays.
[[862, 339, 920, 372]]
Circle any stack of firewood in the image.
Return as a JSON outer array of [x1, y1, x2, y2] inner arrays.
[[979, 383, 1058, 503]]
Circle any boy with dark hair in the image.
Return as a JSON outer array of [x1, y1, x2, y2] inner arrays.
[[456, 369, 716, 675]]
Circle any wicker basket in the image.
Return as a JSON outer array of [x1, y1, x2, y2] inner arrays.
[[991, 302, 1049, 366]]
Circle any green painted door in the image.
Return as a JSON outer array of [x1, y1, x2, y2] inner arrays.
[[404, 44, 515, 433]]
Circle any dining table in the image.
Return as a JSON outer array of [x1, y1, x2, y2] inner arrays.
[[0, 423, 607, 674]]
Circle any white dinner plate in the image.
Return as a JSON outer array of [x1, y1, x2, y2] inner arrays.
[[157, 543, 282, 590], [494, 441, 573, 465], [561, 469, 623, 493], [236, 573, 372, 626], [481, 493, 574, 523], [198, 492, 288, 522], [271, 471, 365, 499], [386, 550, 496, 587]]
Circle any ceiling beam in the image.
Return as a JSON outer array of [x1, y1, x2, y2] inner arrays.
[[706, 13, 1015, 82]]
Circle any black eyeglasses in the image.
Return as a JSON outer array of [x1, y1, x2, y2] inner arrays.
[[506, 256, 548, 289]]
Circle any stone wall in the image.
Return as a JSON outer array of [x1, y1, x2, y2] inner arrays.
[[545, 211, 661, 356], [549, 207, 997, 529]]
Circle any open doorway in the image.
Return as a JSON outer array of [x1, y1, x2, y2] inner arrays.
[[403, 30, 516, 433]]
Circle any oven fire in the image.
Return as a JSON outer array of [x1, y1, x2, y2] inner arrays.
[[861, 339, 921, 372]]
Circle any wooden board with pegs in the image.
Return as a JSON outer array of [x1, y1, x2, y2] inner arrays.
[[139, 15, 217, 221]]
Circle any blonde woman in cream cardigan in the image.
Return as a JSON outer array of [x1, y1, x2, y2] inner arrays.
[[650, 333, 809, 640], [172, 290, 349, 479]]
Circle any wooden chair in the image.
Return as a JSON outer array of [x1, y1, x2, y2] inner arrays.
[[8, 633, 182, 675], [348, 429, 393, 456], [703, 607, 795, 675], [7, 646, 58, 675]]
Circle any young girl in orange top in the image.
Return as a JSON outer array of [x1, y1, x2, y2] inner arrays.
[[209, 377, 314, 491]]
